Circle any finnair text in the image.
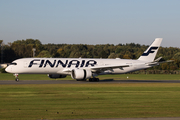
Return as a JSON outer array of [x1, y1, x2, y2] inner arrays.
[[28, 59, 97, 68]]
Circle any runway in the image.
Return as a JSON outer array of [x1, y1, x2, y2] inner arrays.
[[1, 79, 180, 84]]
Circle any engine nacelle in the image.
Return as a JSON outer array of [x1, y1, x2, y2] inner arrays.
[[71, 69, 92, 80], [48, 74, 67, 79]]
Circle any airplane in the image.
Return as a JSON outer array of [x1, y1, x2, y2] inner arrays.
[[5, 38, 172, 82]]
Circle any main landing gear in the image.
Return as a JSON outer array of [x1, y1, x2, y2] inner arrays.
[[14, 74, 19, 82], [76, 78, 99, 82], [89, 78, 99, 82]]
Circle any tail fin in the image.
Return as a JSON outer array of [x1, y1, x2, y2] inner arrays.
[[138, 38, 163, 62]]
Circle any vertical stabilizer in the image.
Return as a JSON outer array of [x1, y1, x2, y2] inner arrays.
[[138, 38, 163, 62]]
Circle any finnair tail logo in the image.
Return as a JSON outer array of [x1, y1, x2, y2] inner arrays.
[[141, 47, 158, 56]]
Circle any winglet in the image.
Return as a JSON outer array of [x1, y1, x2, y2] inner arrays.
[[138, 38, 163, 62]]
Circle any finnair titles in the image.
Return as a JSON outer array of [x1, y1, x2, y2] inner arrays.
[[28, 59, 97, 68]]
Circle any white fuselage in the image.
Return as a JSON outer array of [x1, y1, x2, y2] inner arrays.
[[6, 58, 150, 75]]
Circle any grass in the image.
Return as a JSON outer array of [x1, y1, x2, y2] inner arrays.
[[1, 73, 180, 80], [1, 73, 180, 119], [1, 83, 180, 120]]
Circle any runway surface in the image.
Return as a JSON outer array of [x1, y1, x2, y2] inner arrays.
[[1, 79, 180, 84]]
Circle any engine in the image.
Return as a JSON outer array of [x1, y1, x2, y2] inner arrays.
[[48, 74, 67, 79], [71, 69, 92, 80]]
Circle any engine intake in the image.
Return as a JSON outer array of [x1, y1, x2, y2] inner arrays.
[[71, 69, 92, 80]]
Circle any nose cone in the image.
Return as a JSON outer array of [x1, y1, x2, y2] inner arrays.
[[5, 66, 11, 73]]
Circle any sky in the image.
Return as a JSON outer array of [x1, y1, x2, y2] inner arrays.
[[0, 0, 180, 47]]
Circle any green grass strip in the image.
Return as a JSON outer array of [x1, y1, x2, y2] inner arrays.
[[0, 83, 180, 119]]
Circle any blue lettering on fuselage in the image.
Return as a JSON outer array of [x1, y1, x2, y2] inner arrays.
[[28, 59, 97, 68], [28, 59, 40, 67], [56, 60, 68, 67], [67, 60, 80, 68], [44, 60, 56, 67], [85, 60, 97, 67]]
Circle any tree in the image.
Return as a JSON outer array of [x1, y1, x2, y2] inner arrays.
[[37, 50, 51, 58], [108, 53, 117, 58], [0, 40, 3, 44], [2, 38, 180, 71], [11, 39, 42, 58], [173, 52, 180, 59]]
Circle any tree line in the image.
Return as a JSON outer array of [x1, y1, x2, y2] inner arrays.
[[1, 39, 180, 71]]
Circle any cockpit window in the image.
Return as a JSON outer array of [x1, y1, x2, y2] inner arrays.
[[10, 62, 17, 65]]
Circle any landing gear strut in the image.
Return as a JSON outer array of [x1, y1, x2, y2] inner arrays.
[[14, 74, 19, 82], [89, 78, 99, 82]]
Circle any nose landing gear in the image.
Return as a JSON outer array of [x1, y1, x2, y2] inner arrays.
[[14, 74, 19, 82]]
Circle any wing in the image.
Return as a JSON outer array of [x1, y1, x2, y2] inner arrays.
[[62, 64, 129, 73], [90, 64, 129, 73]]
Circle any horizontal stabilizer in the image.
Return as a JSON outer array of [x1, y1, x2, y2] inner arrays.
[[146, 59, 173, 66], [154, 57, 162, 62]]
